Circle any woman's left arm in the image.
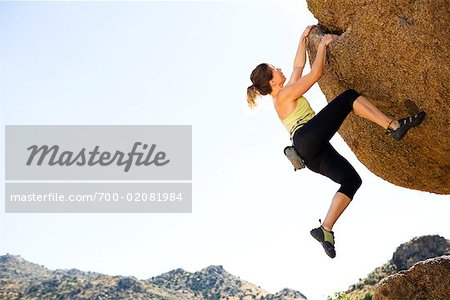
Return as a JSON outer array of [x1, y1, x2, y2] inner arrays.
[[286, 25, 314, 86]]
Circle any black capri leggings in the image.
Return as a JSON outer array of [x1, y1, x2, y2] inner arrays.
[[293, 89, 363, 200]]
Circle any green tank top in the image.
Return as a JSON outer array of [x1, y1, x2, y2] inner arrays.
[[281, 96, 316, 142]]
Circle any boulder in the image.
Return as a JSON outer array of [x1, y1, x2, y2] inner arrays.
[[391, 235, 450, 271], [305, 0, 450, 194], [373, 255, 450, 300]]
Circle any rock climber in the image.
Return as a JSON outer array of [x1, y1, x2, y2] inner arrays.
[[245, 25, 425, 258]]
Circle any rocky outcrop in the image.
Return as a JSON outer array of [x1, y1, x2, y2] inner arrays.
[[373, 255, 450, 300], [305, 0, 450, 194], [392, 234, 450, 270], [333, 235, 450, 299], [0, 254, 307, 300], [272, 288, 307, 300]]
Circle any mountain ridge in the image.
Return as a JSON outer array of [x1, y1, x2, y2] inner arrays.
[[2, 235, 448, 300], [0, 254, 307, 300]]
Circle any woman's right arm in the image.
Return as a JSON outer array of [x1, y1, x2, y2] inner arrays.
[[277, 34, 336, 104], [310, 42, 328, 79]]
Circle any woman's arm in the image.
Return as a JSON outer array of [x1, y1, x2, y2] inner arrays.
[[308, 43, 327, 79], [278, 34, 336, 104], [310, 34, 338, 78], [286, 26, 314, 86]]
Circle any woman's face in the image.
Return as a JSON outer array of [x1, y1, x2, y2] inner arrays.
[[269, 64, 286, 86]]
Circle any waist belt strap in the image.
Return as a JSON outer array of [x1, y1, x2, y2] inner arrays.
[[289, 114, 310, 143]]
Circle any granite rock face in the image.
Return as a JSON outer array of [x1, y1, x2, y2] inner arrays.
[[373, 255, 450, 300], [305, 0, 449, 194]]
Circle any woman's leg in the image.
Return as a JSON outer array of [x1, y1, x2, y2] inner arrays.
[[308, 144, 362, 258], [353, 96, 426, 141], [305, 143, 362, 230], [316, 144, 362, 230], [321, 192, 351, 231], [353, 95, 399, 131]]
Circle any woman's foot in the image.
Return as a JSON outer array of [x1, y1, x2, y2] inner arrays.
[[386, 111, 426, 141], [310, 221, 336, 258]]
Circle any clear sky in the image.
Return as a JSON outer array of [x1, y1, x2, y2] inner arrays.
[[1, 1, 449, 300]]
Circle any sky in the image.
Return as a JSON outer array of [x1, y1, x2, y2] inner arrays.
[[1, 1, 449, 300]]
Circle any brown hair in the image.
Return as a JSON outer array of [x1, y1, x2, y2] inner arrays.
[[246, 63, 273, 109]]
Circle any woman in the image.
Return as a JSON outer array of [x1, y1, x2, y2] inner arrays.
[[246, 25, 425, 258]]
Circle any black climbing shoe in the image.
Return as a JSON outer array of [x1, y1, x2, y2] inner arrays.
[[310, 221, 336, 258], [386, 111, 426, 141]]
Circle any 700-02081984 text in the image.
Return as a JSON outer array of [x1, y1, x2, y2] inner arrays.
[[9, 192, 184, 202]]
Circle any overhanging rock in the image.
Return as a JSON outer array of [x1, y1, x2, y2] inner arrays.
[[305, 0, 449, 194]]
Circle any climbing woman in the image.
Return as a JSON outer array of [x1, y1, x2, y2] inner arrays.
[[246, 25, 425, 258]]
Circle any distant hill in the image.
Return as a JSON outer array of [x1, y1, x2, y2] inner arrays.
[[0, 255, 307, 300], [328, 235, 450, 300], [2, 235, 448, 300]]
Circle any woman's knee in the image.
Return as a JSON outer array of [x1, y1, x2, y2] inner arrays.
[[339, 172, 362, 200], [341, 89, 360, 108], [342, 89, 360, 100], [352, 173, 363, 191], [329, 89, 361, 113]]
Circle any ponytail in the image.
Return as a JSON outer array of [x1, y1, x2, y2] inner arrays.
[[246, 85, 260, 109]]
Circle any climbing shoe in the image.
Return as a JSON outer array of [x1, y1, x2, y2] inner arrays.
[[386, 111, 426, 141], [310, 221, 336, 258]]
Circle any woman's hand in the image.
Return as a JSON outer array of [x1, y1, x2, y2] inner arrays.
[[310, 34, 338, 80], [291, 25, 315, 79], [301, 25, 315, 40], [320, 34, 338, 47]]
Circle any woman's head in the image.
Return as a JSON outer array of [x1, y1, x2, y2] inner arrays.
[[246, 63, 285, 108]]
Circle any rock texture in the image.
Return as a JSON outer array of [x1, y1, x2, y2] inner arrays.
[[373, 255, 450, 300], [305, 0, 450, 194], [392, 234, 450, 270], [334, 235, 450, 299], [0, 254, 307, 300]]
